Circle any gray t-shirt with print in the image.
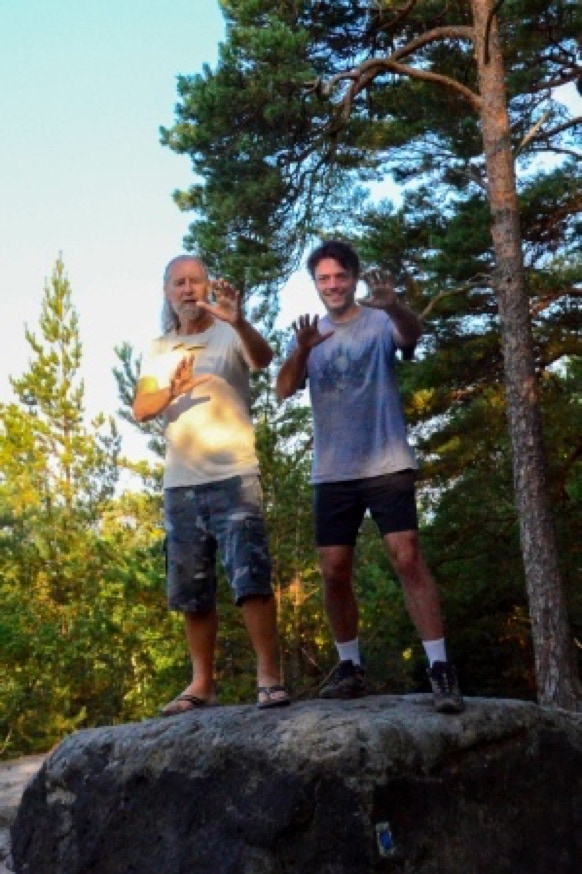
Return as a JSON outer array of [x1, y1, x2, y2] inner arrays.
[[294, 306, 418, 484]]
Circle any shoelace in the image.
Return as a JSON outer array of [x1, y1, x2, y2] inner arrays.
[[434, 667, 455, 693]]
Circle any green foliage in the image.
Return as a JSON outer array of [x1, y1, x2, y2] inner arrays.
[[4, 3, 581, 755], [157, 0, 581, 702], [163, 1, 580, 293], [352, 164, 580, 695], [113, 341, 166, 460], [0, 261, 175, 758], [0, 260, 120, 754], [252, 331, 328, 695]]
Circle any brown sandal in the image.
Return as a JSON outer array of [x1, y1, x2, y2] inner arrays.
[[256, 685, 291, 709], [160, 693, 218, 717]]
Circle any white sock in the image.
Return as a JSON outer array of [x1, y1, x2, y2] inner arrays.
[[336, 638, 361, 666], [423, 638, 447, 667]]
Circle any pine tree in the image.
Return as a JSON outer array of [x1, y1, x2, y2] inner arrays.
[[0, 258, 124, 754], [161, 0, 581, 709]]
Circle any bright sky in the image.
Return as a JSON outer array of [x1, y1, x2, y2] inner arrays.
[[2, 2, 578, 461], [0, 0, 315, 459]]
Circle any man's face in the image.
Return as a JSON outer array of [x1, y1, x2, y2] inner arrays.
[[313, 257, 358, 318], [164, 258, 210, 325]]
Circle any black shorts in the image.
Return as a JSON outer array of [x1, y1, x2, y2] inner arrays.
[[313, 470, 418, 547]]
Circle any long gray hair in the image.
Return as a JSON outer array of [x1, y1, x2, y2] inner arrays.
[[161, 254, 207, 334]]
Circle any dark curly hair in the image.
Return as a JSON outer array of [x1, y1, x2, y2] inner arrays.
[[306, 240, 360, 279]]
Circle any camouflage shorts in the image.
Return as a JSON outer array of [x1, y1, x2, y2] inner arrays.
[[163, 475, 273, 612]]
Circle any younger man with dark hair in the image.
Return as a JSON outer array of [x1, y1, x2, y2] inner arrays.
[[276, 240, 463, 713]]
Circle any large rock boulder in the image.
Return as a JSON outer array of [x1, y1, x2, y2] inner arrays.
[[11, 695, 582, 874]]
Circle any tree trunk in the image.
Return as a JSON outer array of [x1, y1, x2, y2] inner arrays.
[[471, 0, 580, 709]]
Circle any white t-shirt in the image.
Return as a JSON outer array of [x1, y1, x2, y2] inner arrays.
[[139, 321, 259, 488]]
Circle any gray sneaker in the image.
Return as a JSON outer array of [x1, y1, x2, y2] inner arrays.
[[428, 661, 464, 713], [319, 660, 367, 699]]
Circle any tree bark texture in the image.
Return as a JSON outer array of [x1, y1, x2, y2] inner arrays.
[[471, 0, 580, 709]]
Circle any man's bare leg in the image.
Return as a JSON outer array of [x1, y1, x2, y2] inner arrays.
[[318, 545, 358, 642], [183, 607, 218, 698], [242, 595, 289, 705], [384, 530, 464, 713], [161, 608, 218, 714], [383, 530, 444, 641], [316, 545, 367, 698], [241, 595, 282, 686]]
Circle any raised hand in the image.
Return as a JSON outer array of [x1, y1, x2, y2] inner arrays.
[[197, 277, 243, 325], [292, 314, 334, 351], [359, 268, 398, 310], [169, 354, 211, 399]]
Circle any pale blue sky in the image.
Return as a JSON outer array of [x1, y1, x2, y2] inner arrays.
[[0, 1, 230, 422], [0, 0, 319, 464], [1, 2, 578, 457]]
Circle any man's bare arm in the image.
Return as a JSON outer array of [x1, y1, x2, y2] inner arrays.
[[276, 345, 311, 400], [197, 279, 274, 369], [360, 269, 422, 348], [132, 355, 210, 422], [233, 318, 274, 369], [276, 314, 333, 400]]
